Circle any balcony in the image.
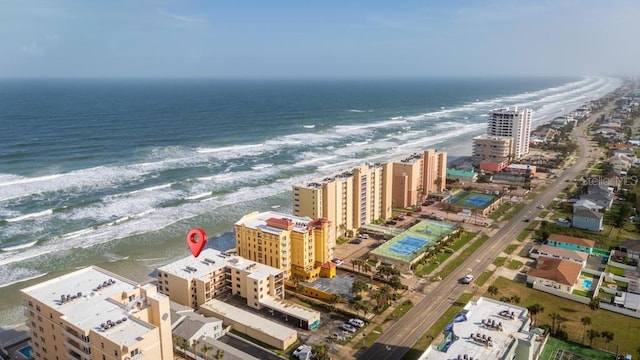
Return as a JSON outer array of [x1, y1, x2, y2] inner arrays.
[[64, 348, 90, 360], [63, 339, 91, 358], [62, 327, 89, 344], [124, 350, 145, 360]]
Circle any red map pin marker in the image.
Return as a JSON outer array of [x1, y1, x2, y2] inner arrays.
[[186, 228, 207, 258]]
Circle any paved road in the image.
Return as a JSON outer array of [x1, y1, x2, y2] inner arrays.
[[357, 112, 603, 360]]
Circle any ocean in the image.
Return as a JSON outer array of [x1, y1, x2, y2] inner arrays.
[[0, 76, 621, 325]]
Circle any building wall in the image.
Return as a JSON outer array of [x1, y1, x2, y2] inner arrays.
[[472, 135, 514, 164], [526, 276, 574, 293], [547, 240, 594, 254], [392, 161, 422, 208], [486, 107, 532, 159], [21, 268, 172, 360]]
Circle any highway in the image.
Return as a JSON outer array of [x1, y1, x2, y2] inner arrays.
[[358, 112, 601, 360]]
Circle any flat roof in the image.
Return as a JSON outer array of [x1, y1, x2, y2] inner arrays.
[[419, 297, 537, 360], [537, 244, 588, 262], [200, 299, 296, 343], [259, 296, 319, 322], [157, 248, 282, 282], [235, 211, 312, 234], [21, 266, 158, 346], [547, 234, 596, 248]]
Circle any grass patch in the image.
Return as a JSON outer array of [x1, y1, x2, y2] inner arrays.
[[414, 232, 477, 277], [493, 257, 507, 267], [352, 325, 383, 350], [539, 210, 549, 218], [504, 244, 518, 255], [402, 293, 474, 360], [433, 234, 490, 280], [474, 270, 494, 287], [486, 277, 640, 355], [502, 203, 526, 221], [517, 228, 533, 241], [386, 300, 414, 322], [507, 260, 523, 270], [605, 265, 625, 276], [488, 202, 513, 220], [539, 337, 615, 360], [337, 236, 350, 245], [571, 289, 588, 296], [580, 272, 597, 279]]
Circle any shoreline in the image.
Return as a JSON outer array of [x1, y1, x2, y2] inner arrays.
[[0, 79, 621, 328]]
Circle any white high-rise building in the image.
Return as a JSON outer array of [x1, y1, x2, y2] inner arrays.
[[487, 106, 532, 159]]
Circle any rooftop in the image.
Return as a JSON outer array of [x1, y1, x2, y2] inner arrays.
[[528, 257, 582, 286], [157, 248, 282, 282], [200, 299, 296, 343], [21, 266, 160, 346], [547, 234, 596, 248], [536, 244, 588, 263], [234, 211, 313, 235], [419, 297, 538, 360], [259, 296, 319, 322]]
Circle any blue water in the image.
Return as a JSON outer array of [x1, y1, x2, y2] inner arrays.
[[18, 345, 33, 358], [582, 279, 593, 289], [0, 76, 622, 325], [389, 236, 429, 255]]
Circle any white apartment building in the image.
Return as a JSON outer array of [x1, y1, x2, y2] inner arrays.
[[487, 107, 532, 159]]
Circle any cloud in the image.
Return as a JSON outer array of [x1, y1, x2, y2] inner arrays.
[[158, 9, 208, 25], [19, 42, 43, 55]]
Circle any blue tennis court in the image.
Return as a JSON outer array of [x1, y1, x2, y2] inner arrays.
[[389, 236, 428, 255], [448, 191, 498, 209]]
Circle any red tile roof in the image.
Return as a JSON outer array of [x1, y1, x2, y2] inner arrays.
[[265, 217, 293, 230], [528, 257, 583, 286]]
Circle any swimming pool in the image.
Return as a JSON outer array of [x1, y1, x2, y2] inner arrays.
[[582, 279, 593, 290], [18, 345, 33, 359]]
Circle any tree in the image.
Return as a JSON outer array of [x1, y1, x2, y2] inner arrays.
[[214, 349, 225, 360], [548, 312, 561, 334], [374, 285, 392, 309], [191, 339, 200, 360], [487, 285, 498, 296], [331, 293, 343, 304], [200, 344, 213, 360], [389, 275, 403, 293], [362, 262, 372, 274], [509, 295, 521, 304], [527, 303, 544, 325], [312, 344, 330, 360], [600, 330, 614, 350], [580, 316, 591, 344], [351, 279, 368, 296], [586, 329, 600, 347], [588, 298, 600, 312], [351, 258, 357, 270]]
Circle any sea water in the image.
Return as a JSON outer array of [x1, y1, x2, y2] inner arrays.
[[0, 76, 621, 325]]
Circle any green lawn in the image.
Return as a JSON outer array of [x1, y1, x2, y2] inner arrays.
[[493, 257, 507, 267], [502, 203, 526, 221], [605, 265, 625, 276], [414, 232, 477, 277], [433, 234, 489, 280], [486, 277, 640, 355], [507, 260, 523, 270], [504, 244, 518, 255], [539, 337, 615, 360], [386, 300, 414, 322], [488, 202, 513, 220], [517, 228, 534, 241], [352, 325, 383, 350], [474, 270, 493, 287]]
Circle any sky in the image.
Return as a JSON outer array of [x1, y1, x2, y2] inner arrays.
[[0, 0, 639, 78]]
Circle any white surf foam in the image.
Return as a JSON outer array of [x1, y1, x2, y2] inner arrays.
[[1, 240, 38, 252], [5, 209, 53, 223]]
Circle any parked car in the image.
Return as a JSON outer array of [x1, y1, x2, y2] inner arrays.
[[385, 220, 397, 225], [331, 259, 344, 266], [348, 318, 365, 328], [293, 344, 312, 359], [341, 323, 358, 333], [537, 204, 544, 209], [358, 234, 370, 239]]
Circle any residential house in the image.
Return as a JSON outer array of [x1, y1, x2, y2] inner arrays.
[[546, 234, 596, 255], [573, 198, 602, 212], [446, 168, 477, 184], [572, 207, 604, 232], [530, 245, 588, 266], [526, 257, 583, 294]]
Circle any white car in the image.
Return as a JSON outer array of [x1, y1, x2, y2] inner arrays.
[[341, 323, 358, 333], [348, 318, 365, 328], [331, 259, 344, 266], [537, 204, 544, 209], [461, 274, 474, 284], [293, 345, 312, 359]]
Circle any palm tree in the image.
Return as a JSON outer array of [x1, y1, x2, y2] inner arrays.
[[510, 295, 521, 304], [600, 330, 614, 350], [214, 349, 225, 360], [588, 298, 600, 312], [191, 339, 200, 360], [362, 262, 372, 274], [201, 344, 213, 360], [548, 312, 561, 334], [351, 258, 357, 270], [487, 285, 498, 296], [389, 275, 403, 293], [312, 344, 329, 360], [527, 303, 544, 325], [374, 285, 392, 309], [353, 299, 366, 315], [586, 329, 600, 347], [580, 316, 591, 344], [351, 279, 368, 297], [331, 293, 342, 304]]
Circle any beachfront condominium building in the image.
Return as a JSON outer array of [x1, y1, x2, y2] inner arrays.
[[486, 106, 532, 159], [234, 211, 333, 280], [391, 149, 447, 208], [471, 135, 514, 165], [156, 248, 285, 310], [21, 266, 174, 360], [293, 162, 393, 239]]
